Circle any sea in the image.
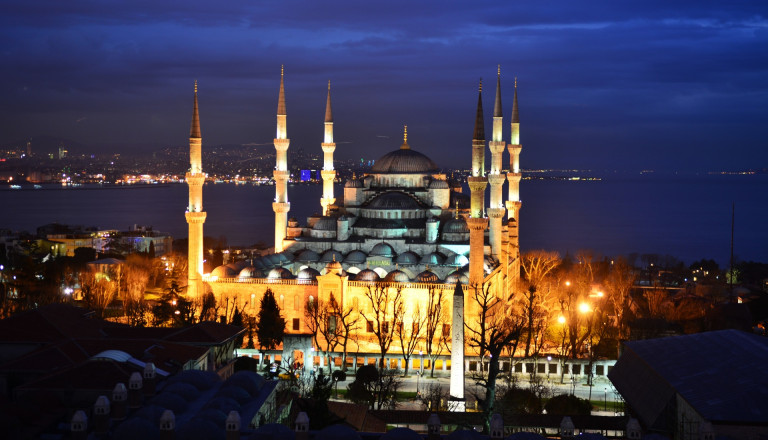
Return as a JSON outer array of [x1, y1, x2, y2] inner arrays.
[[1, 175, 766, 266]]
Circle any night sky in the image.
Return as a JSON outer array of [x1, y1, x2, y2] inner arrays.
[[1, 1, 766, 172]]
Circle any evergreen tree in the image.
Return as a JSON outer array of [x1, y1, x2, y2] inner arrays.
[[255, 289, 285, 350]]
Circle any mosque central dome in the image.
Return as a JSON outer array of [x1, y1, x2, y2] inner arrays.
[[371, 148, 440, 174]]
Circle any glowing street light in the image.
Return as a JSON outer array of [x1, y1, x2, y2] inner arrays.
[[579, 303, 591, 314], [557, 315, 566, 324]]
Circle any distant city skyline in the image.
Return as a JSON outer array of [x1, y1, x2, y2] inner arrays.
[[1, 1, 766, 172]]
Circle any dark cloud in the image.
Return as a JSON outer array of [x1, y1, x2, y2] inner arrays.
[[0, 0, 765, 171]]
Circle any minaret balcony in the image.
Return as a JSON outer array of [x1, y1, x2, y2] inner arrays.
[[487, 174, 506, 186], [273, 170, 290, 180], [321, 143, 336, 153], [185, 211, 207, 223], [488, 140, 506, 154], [506, 173, 522, 184], [507, 144, 522, 155], [273, 138, 290, 151]]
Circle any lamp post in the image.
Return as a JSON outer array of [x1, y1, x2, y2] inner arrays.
[[604, 388, 607, 411], [417, 350, 423, 396]]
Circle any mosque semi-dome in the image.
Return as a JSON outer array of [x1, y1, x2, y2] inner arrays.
[[313, 216, 337, 231], [443, 217, 470, 234], [395, 251, 419, 265], [297, 267, 321, 281], [345, 178, 363, 188], [366, 192, 424, 210], [344, 250, 368, 264], [428, 179, 450, 189]]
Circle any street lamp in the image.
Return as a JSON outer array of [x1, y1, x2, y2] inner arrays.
[[604, 388, 608, 411]]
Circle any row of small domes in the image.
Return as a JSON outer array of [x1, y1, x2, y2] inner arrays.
[[212, 263, 470, 285]]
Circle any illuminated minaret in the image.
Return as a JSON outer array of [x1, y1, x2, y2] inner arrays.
[[467, 80, 489, 286], [320, 81, 336, 216], [506, 78, 522, 267], [185, 81, 206, 298], [273, 66, 291, 252], [449, 282, 465, 411], [487, 66, 506, 259]]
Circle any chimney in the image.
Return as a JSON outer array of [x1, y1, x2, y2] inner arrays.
[[143, 362, 157, 396], [559, 416, 575, 439], [626, 418, 641, 439], [70, 410, 88, 440], [159, 409, 175, 440], [226, 410, 241, 440], [128, 372, 143, 408], [490, 413, 504, 439], [93, 395, 111, 434], [427, 413, 441, 440], [295, 411, 309, 440], [112, 383, 128, 420]]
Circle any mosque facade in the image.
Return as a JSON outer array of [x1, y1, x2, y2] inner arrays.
[[187, 67, 524, 369]]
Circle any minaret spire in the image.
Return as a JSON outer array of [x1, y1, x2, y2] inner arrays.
[[467, 77, 490, 286], [185, 81, 207, 298], [506, 77, 523, 286], [273, 66, 291, 252], [320, 81, 337, 216], [488, 66, 507, 258]]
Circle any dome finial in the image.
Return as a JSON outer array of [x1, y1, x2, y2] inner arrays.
[[479, 78, 483, 93], [455, 200, 459, 219], [194, 79, 197, 94], [328, 80, 331, 91], [497, 65, 500, 77], [400, 125, 410, 150], [515, 77, 517, 88]]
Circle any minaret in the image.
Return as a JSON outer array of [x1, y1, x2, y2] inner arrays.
[[467, 80, 489, 286], [487, 66, 506, 259], [449, 282, 465, 411], [185, 81, 206, 299], [273, 66, 291, 252], [320, 81, 336, 216], [506, 78, 522, 274]]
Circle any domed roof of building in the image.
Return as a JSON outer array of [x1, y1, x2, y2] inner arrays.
[[395, 251, 419, 265], [445, 271, 469, 285], [276, 251, 294, 263], [320, 249, 344, 263], [370, 242, 395, 258], [428, 179, 450, 189], [325, 259, 343, 273], [344, 250, 368, 264], [295, 249, 320, 263], [370, 147, 439, 174], [313, 216, 337, 231], [383, 269, 410, 283], [315, 424, 361, 440], [354, 269, 380, 282], [266, 254, 282, 265], [267, 267, 293, 280], [420, 252, 445, 265], [238, 266, 263, 279], [344, 178, 363, 188], [380, 427, 423, 440], [445, 254, 469, 266], [211, 264, 237, 278], [366, 192, 423, 210], [443, 217, 469, 234], [415, 269, 440, 283], [297, 267, 320, 281]]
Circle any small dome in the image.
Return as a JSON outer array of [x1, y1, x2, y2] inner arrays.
[[354, 269, 380, 282], [297, 267, 320, 281], [420, 252, 445, 265], [324, 259, 344, 276], [345, 178, 363, 188], [276, 251, 293, 263], [383, 269, 410, 283], [445, 271, 469, 285], [295, 249, 320, 263], [415, 269, 440, 283], [395, 251, 419, 265], [238, 266, 263, 279], [267, 267, 293, 280], [428, 179, 450, 189], [253, 259, 267, 270], [344, 250, 368, 264], [313, 216, 337, 231], [443, 217, 469, 234], [370, 242, 396, 258], [267, 254, 282, 265], [258, 257, 276, 269], [211, 265, 237, 278], [320, 249, 344, 263], [445, 253, 469, 266]]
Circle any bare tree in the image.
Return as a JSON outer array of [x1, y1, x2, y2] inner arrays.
[[465, 282, 524, 432], [603, 257, 637, 340], [79, 270, 117, 318], [423, 286, 449, 377], [331, 296, 361, 372], [519, 251, 560, 357], [305, 293, 345, 373], [395, 302, 424, 377], [361, 284, 404, 369], [123, 261, 150, 326]]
